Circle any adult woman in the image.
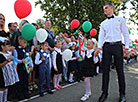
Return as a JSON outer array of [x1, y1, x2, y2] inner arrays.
[[0, 13, 8, 38]]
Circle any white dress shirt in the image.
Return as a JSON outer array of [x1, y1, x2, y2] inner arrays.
[[35, 49, 51, 68], [98, 15, 129, 49], [52, 47, 66, 69]]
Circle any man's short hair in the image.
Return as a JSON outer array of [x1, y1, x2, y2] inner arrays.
[[104, 3, 114, 8], [8, 23, 13, 27], [45, 20, 50, 23]]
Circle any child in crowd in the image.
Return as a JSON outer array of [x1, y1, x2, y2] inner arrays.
[[80, 39, 99, 101], [68, 42, 77, 83], [35, 42, 53, 96], [0, 37, 19, 102], [52, 41, 66, 90], [13, 36, 33, 101]]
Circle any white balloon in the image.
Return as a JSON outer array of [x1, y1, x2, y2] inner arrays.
[[62, 49, 73, 61], [36, 28, 48, 43]]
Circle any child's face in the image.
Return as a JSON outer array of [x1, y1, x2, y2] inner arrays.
[[55, 42, 62, 48], [19, 40, 27, 48], [2, 45, 11, 51], [41, 43, 48, 51], [71, 45, 76, 50], [86, 41, 94, 50]]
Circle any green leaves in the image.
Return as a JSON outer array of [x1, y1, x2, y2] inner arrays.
[[35, 0, 128, 37]]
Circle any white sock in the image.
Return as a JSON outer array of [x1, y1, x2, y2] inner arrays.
[[96, 66, 99, 73], [85, 77, 91, 95], [69, 73, 73, 82], [3, 89, 8, 102], [53, 75, 58, 87], [57, 74, 62, 86], [0, 91, 4, 102]]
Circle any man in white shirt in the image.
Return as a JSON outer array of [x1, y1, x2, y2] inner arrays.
[[95, 3, 129, 102]]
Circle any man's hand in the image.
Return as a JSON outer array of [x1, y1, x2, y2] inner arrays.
[[94, 48, 101, 57], [124, 49, 129, 57], [54, 68, 58, 71]]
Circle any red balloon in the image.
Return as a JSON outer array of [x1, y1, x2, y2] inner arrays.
[[90, 29, 97, 36], [14, 0, 32, 19], [70, 19, 80, 29], [135, 39, 138, 43], [131, 49, 134, 52]]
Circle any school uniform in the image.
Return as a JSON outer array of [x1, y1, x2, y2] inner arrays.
[[35, 49, 51, 94], [0, 51, 19, 88], [13, 46, 32, 98], [52, 48, 66, 74], [68, 50, 77, 72], [81, 49, 98, 77]]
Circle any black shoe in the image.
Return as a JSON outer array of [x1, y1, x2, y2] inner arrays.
[[99, 93, 108, 102], [76, 79, 80, 82], [24, 94, 30, 99], [119, 95, 126, 102], [40, 92, 44, 97], [80, 78, 84, 81], [47, 90, 54, 94], [18, 95, 24, 101]]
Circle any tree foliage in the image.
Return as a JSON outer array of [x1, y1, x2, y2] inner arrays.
[[128, 0, 138, 30], [35, 0, 125, 37]]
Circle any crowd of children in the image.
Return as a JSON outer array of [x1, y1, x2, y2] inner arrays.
[[0, 13, 138, 102]]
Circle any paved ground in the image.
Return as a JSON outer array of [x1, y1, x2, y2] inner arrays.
[[26, 62, 138, 102]]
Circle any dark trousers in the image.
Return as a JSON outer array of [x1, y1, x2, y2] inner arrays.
[[39, 66, 51, 93], [17, 67, 29, 97], [101, 43, 126, 95]]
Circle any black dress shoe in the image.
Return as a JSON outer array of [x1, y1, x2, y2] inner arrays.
[[18, 95, 24, 101], [99, 93, 108, 102], [119, 95, 126, 102], [47, 90, 54, 94], [40, 92, 44, 97], [24, 94, 30, 99]]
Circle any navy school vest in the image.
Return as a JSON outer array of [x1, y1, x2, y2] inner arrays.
[[39, 50, 50, 69]]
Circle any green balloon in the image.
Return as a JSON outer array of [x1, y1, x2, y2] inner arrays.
[[21, 24, 36, 41], [132, 41, 135, 43], [130, 46, 133, 48], [128, 30, 131, 34], [133, 44, 136, 46], [82, 21, 92, 33]]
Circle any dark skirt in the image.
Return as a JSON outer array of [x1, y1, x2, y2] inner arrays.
[[68, 60, 77, 72], [81, 57, 95, 77], [51, 67, 63, 74], [0, 68, 6, 88]]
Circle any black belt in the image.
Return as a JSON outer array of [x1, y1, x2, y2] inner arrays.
[[105, 41, 122, 45]]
